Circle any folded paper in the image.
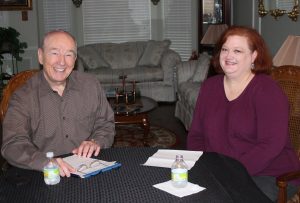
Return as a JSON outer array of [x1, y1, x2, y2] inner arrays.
[[143, 149, 203, 170]]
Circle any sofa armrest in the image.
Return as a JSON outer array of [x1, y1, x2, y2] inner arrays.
[[177, 53, 211, 85], [75, 56, 87, 72], [161, 49, 181, 85], [176, 60, 198, 85]]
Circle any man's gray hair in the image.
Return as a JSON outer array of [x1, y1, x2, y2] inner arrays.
[[40, 29, 77, 51]]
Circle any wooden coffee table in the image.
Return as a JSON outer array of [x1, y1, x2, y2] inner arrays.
[[107, 96, 158, 145]]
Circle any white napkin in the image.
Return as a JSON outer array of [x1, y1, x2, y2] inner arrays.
[[153, 180, 206, 198]]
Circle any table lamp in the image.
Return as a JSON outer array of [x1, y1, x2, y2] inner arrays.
[[273, 35, 300, 67], [200, 24, 228, 54], [201, 24, 228, 45]]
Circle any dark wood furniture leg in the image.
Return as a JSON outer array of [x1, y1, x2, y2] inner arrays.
[[115, 113, 151, 146]]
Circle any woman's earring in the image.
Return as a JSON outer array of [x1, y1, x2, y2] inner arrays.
[[251, 63, 255, 70]]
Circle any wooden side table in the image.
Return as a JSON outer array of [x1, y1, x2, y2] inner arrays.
[[108, 96, 158, 146]]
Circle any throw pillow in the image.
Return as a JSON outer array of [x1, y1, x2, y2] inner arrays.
[[78, 46, 110, 69], [138, 40, 171, 66], [101, 42, 144, 69], [192, 53, 211, 82]]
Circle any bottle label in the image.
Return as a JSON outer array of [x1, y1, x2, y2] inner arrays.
[[44, 168, 59, 179], [171, 168, 188, 181]]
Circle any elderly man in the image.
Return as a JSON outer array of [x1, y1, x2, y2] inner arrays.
[[1, 30, 115, 177]]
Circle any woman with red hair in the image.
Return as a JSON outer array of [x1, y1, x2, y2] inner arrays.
[[187, 26, 300, 201]]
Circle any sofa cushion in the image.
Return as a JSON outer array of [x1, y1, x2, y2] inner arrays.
[[138, 40, 171, 66], [78, 45, 110, 69], [100, 42, 146, 70], [88, 66, 163, 84], [191, 53, 211, 82]]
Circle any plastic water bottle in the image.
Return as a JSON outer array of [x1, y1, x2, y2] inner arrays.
[[43, 152, 60, 185], [171, 154, 188, 188]]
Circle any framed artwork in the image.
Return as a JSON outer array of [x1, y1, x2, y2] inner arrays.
[[0, 0, 32, 11]]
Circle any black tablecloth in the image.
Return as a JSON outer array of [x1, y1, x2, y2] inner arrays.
[[0, 147, 271, 203]]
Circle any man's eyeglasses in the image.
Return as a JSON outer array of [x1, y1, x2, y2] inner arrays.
[[77, 160, 110, 174]]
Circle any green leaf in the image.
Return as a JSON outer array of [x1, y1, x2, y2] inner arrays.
[[0, 26, 28, 69]]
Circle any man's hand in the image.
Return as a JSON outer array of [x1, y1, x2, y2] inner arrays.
[[72, 140, 101, 158], [55, 158, 76, 177]]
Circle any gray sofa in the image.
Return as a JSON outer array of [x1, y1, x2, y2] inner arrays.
[[175, 53, 211, 130], [75, 40, 181, 102]]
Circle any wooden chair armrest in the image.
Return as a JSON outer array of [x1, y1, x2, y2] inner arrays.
[[276, 170, 300, 203], [277, 170, 300, 183]]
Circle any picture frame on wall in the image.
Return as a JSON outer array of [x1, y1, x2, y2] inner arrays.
[[0, 0, 32, 11]]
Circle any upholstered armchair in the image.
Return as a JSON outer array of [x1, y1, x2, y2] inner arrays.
[[271, 65, 300, 203], [175, 53, 211, 130]]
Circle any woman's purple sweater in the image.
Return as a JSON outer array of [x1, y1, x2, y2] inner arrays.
[[187, 74, 300, 179]]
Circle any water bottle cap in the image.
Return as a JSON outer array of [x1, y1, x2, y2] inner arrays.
[[46, 152, 54, 158]]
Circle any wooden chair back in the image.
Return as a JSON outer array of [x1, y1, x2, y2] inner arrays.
[[0, 69, 39, 123], [271, 65, 300, 203], [271, 65, 300, 157]]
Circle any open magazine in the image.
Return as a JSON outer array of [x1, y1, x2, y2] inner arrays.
[[63, 155, 121, 178]]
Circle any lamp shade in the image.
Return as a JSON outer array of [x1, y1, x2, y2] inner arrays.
[[200, 24, 228, 45], [273, 35, 300, 66]]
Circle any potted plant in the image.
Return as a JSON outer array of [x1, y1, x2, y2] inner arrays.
[[0, 27, 28, 74]]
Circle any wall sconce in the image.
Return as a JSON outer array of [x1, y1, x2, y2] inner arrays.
[[270, 9, 286, 20], [72, 0, 82, 8], [258, 0, 299, 21], [288, 4, 300, 22], [151, 0, 160, 5], [258, 0, 268, 17]]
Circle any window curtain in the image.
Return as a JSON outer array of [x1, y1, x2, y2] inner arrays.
[[42, 0, 72, 33], [163, 0, 193, 61], [82, 0, 151, 44]]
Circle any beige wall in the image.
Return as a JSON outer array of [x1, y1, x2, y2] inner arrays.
[[0, 0, 39, 72]]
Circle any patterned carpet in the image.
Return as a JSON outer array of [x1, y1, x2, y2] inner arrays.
[[113, 124, 178, 148]]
